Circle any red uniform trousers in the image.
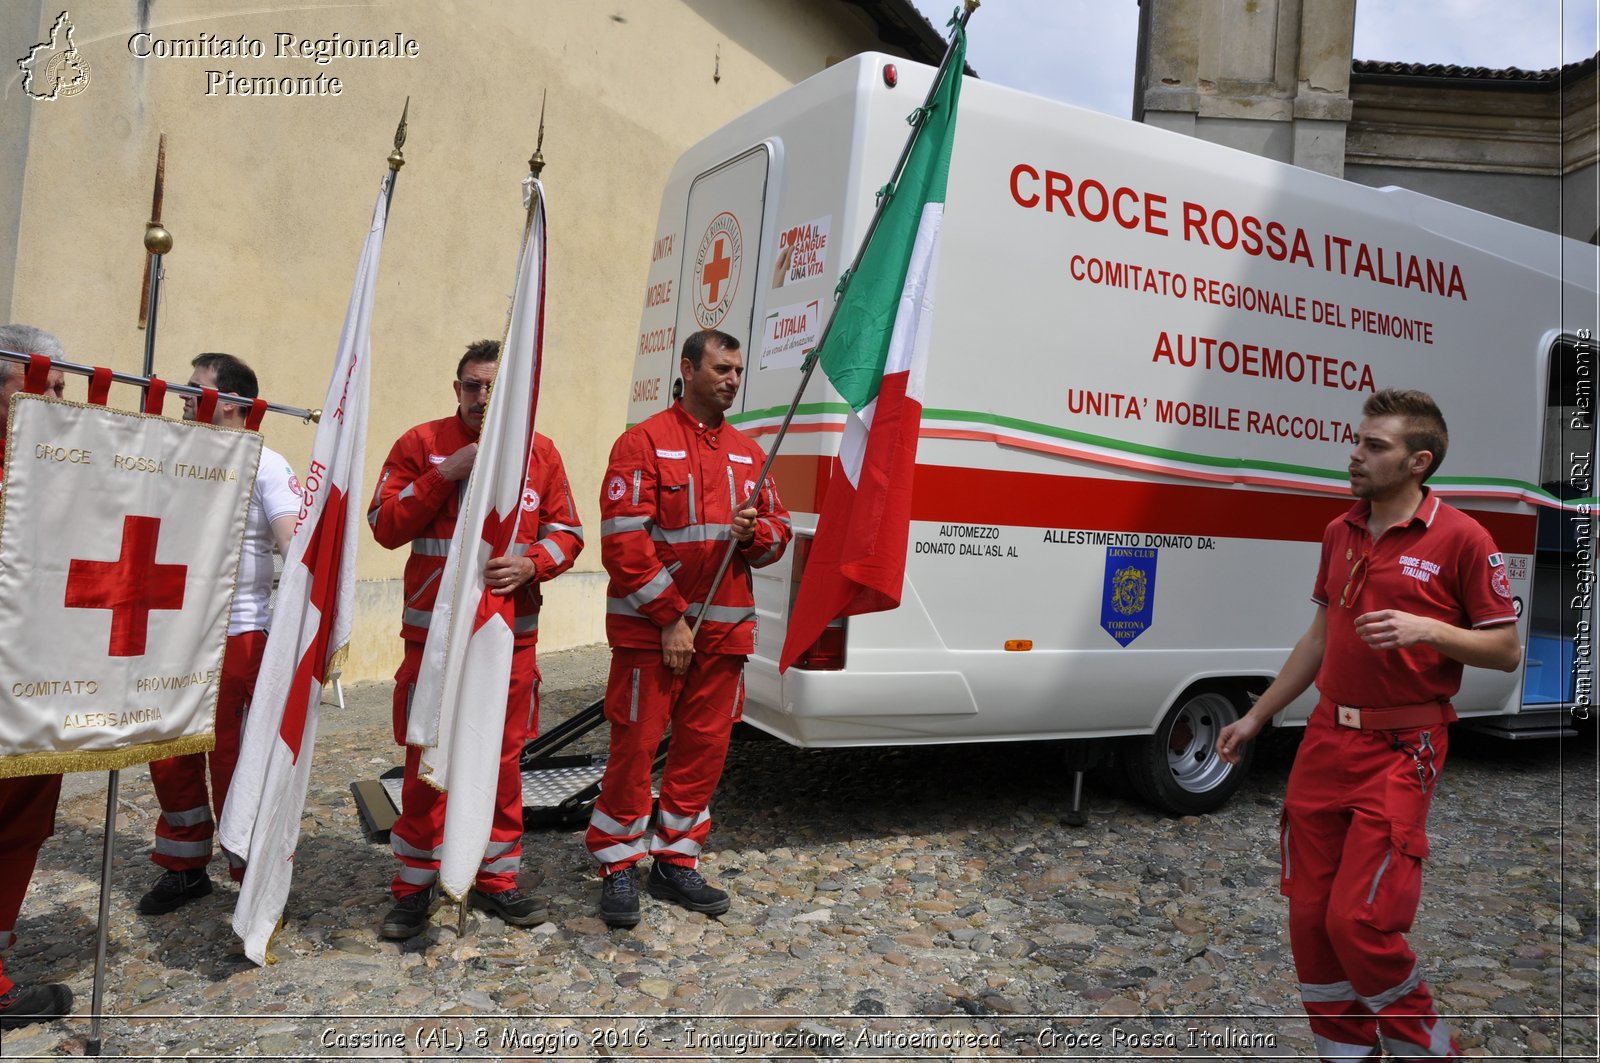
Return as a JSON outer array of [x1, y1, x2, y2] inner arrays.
[[0, 773, 63, 995], [388, 639, 540, 900], [148, 630, 267, 882], [1283, 701, 1460, 1062], [585, 649, 746, 876]]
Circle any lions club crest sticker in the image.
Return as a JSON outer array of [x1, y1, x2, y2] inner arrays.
[[1101, 546, 1158, 647]]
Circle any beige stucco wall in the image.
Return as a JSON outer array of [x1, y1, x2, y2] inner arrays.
[[3, 0, 909, 681]]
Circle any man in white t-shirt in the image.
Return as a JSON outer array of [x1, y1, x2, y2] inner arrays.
[[139, 353, 301, 915]]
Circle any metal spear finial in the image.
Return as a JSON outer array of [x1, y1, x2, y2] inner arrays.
[[388, 97, 409, 171], [528, 90, 547, 178], [138, 134, 170, 329]]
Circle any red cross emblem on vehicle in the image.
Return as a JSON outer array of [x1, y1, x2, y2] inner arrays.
[[693, 211, 743, 329]]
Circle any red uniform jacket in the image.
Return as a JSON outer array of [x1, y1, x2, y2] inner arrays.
[[600, 402, 791, 655], [368, 413, 582, 646]]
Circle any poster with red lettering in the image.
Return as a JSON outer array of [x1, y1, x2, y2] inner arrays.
[[773, 215, 831, 288], [0, 395, 256, 777]]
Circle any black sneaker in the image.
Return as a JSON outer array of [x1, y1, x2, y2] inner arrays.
[[137, 868, 213, 915], [647, 861, 730, 915], [379, 888, 436, 941], [470, 887, 548, 927], [598, 867, 641, 928], [0, 981, 73, 1030]]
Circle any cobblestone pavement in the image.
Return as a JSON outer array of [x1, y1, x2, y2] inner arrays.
[[4, 645, 1596, 1060]]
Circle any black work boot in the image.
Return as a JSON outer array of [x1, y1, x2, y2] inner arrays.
[[379, 887, 436, 941], [598, 866, 641, 928], [647, 861, 730, 915], [470, 886, 549, 927], [0, 982, 73, 1030], [137, 868, 213, 915]]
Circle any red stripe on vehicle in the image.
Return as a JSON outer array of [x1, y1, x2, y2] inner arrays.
[[769, 455, 1537, 552]]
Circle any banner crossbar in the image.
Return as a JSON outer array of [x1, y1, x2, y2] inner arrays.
[[0, 349, 319, 422]]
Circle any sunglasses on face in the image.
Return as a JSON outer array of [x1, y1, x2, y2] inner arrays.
[[1340, 553, 1369, 609], [457, 379, 493, 396]]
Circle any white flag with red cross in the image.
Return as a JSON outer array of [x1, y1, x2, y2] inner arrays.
[[219, 170, 389, 965], [406, 178, 547, 901], [0, 394, 256, 776]]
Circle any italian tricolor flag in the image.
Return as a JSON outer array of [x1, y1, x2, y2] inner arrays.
[[780, 33, 966, 672]]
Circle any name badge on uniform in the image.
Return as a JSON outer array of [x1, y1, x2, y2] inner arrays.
[[655, 448, 687, 459], [728, 453, 753, 464]]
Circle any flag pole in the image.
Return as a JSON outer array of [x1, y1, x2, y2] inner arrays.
[[690, 2, 977, 639], [452, 95, 547, 937], [91, 130, 177, 1054], [139, 134, 169, 376], [386, 98, 409, 218]]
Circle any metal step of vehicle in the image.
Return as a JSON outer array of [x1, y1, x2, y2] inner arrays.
[[350, 698, 670, 839], [1462, 707, 1580, 741]]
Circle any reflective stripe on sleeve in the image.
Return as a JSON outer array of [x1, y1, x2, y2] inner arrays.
[[411, 537, 451, 557], [540, 521, 583, 541], [538, 539, 567, 567], [625, 568, 676, 610], [602, 515, 650, 536]]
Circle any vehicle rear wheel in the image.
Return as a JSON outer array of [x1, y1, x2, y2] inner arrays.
[[1123, 686, 1253, 815]]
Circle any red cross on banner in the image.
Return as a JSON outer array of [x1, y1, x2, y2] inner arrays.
[[65, 514, 187, 656]]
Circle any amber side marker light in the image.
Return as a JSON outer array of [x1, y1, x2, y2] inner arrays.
[[1004, 640, 1033, 652]]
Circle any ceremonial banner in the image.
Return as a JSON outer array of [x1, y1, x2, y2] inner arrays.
[[221, 170, 389, 965], [408, 178, 547, 901], [0, 395, 257, 777]]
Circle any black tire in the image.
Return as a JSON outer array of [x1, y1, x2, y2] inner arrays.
[[1123, 685, 1254, 815]]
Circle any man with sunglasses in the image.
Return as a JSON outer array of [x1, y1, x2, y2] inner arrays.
[[367, 339, 583, 940], [1217, 388, 1520, 1063]]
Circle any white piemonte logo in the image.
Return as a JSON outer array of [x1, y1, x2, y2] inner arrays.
[[18, 11, 91, 101]]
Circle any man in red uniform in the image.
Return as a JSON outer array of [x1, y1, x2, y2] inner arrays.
[[139, 354, 299, 915], [368, 339, 582, 940], [0, 324, 71, 1029], [1217, 389, 1521, 1062], [585, 329, 790, 927]]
